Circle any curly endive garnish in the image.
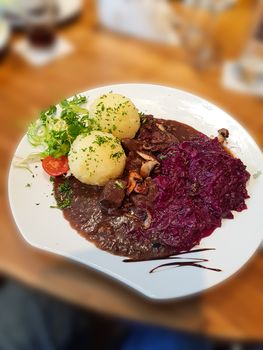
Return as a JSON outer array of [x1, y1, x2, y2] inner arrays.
[[14, 153, 42, 173]]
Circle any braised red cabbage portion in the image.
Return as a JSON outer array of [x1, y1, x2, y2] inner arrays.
[[139, 137, 250, 250]]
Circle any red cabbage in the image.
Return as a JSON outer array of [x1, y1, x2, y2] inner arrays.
[[136, 136, 250, 251]]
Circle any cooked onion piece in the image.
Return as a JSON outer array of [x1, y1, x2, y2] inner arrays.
[[89, 93, 140, 139], [68, 131, 126, 186]]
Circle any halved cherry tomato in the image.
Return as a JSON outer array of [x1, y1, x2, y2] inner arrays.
[[42, 155, 69, 176]]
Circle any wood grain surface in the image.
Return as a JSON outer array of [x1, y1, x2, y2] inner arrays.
[[0, 0, 262, 341]]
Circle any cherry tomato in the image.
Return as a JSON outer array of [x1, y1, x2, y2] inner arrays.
[[42, 155, 69, 176]]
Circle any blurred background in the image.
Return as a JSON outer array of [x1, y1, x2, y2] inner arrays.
[[0, 0, 263, 349]]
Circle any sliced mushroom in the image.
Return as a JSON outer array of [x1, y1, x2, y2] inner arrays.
[[142, 144, 152, 151], [136, 151, 156, 162], [127, 171, 142, 195], [140, 160, 160, 178], [217, 128, 229, 144], [156, 123, 165, 132], [218, 128, 229, 138]]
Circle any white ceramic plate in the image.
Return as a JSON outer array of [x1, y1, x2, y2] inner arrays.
[[8, 84, 263, 300]]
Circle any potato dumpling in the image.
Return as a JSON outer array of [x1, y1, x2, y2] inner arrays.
[[90, 93, 140, 139], [68, 131, 126, 186]]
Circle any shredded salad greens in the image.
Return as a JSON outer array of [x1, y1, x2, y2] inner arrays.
[[20, 95, 100, 169], [27, 95, 92, 157]]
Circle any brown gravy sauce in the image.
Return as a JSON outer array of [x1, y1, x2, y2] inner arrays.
[[54, 116, 221, 269]]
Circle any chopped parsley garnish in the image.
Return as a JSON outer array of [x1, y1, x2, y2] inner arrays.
[[94, 135, 107, 145], [159, 155, 166, 160], [58, 181, 71, 194], [111, 151, 124, 160], [56, 198, 71, 209], [56, 181, 72, 209], [93, 135, 113, 146], [140, 115, 148, 124]]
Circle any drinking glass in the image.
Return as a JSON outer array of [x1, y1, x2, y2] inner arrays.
[[21, 0, 58, 49], [177, 0, 228, 69]]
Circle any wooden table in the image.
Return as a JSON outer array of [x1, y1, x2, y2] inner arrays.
[[0, 0, 262, 342]]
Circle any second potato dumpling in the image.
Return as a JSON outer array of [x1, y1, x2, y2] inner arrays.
[[90, 93, 140, 139], [68, 131, 126, 186]]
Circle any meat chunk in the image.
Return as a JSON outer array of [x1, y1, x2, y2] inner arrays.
[[130, 177, 157, 207], [121, 138, 144, 152], [137, 115, 179, 152], [125, 151, 143, 174], [100, 180, 126, 209]]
